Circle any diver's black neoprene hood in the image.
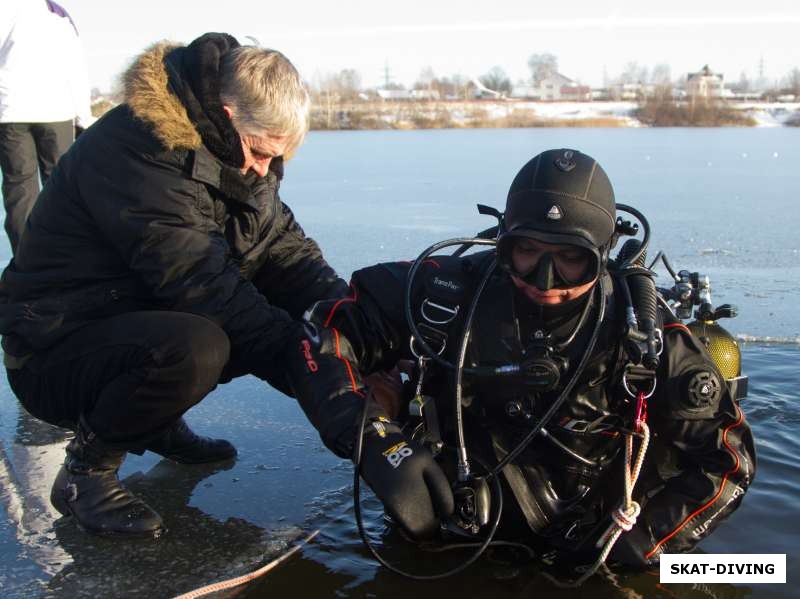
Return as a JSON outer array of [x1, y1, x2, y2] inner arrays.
[[501, 149, 617, 252]]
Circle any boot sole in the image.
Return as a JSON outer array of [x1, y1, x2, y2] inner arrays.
[[55, 507, 166, 539], [52, 485, 165, 539], [156, 450, 238, 465]]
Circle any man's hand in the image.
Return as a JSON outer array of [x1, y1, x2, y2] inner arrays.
[[363, 360, 413, 420], [360, 419, 454, 539]]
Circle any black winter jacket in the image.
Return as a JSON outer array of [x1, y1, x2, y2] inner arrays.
[[0, 38, 346, 366]]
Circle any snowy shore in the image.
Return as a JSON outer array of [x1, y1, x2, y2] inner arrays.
[[438, 100, 800, 127], [309, 100, 800, 129]]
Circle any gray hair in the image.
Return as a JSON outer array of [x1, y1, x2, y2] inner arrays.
[[219, 46, 310, 159]]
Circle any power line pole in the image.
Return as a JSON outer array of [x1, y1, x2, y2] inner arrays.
[[383, 60, 392, 89]]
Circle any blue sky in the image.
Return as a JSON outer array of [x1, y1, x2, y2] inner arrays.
[[67, 0, 800, 91]]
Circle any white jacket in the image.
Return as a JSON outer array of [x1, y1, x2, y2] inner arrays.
[[0, 0, 93, 126]]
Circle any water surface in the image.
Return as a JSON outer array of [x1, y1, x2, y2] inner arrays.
[[0, 127, 797, 598]]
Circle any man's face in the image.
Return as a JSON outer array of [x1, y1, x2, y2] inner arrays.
[[509, 238, 597, 305], [239, 133, 289, 177], [223, 105, 290, 177]]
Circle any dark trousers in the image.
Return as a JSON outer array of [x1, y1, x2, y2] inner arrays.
[[7, 311, 289, 448], [0, 120, 74, 253]]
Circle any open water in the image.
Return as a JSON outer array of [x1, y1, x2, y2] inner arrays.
[[0, 127, 797, 598]]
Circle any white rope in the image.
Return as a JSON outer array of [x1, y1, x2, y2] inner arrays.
[[171, 529, 320, 599], [544, 420, 651, 588]]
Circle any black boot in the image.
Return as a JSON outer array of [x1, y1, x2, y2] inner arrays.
[[50, 422, 164, 538], [145, 418, 237, 464]]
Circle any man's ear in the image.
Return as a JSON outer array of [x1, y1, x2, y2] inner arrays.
[[222, 105, 233, 120]]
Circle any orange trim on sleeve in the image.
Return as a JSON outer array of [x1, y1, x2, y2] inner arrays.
[[644, 403, 745, 559], [332, 327, 365, 398], [398, 259, 441, 268], [323, 283, 358, 328], [664, 322, 691, 334]]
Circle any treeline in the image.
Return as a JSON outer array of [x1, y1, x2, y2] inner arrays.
[[635, 89, 756, 127], [310, 102, 622, 131], [306, 54, 800, 104]]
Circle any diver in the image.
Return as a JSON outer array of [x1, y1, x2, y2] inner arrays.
[[286, 148, 756, 574]]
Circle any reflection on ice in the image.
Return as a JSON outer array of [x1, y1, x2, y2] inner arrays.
[[0, 412, 71, 582]]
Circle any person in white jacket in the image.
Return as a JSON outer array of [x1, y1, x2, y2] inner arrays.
[[0, 0, 93, 254]]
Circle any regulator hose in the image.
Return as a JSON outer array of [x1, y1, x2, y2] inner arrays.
[[615, 238, 659, 369]]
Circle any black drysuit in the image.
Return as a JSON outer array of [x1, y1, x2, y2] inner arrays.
[[291, 251, 756, 567]]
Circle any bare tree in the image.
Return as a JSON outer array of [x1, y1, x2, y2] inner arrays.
[[312, 69, 363, 128], [650, 64, 672, 86], [336, 69, 362, 99], [785, 67, 800, 95], [415, 66, 436, 90], [479, 66, 512, 94], [620, 61, 648, 84], [734, 71, 751, 93], [527, 53, 558, 83], [312, 69, 362, 100], [450, 74, 472, 100]]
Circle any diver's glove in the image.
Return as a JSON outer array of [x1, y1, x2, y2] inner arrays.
[[359, 419, 454, 539]]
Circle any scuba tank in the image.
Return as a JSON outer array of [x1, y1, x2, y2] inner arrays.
[[659, 269, 748, 400], [688, 303, 742, 380], [687, 302, 748, 400]]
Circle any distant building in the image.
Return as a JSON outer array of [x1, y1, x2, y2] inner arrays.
[[377, 89, 411, 101], [537, 73, 574, 100], [618, 82, 646, 100], [379, 88, 448, 101], [560, 84, 591, 101], [687, 65, 724, 99], [410, 89, 441, 101], [510, 83, 537, 99], [726, 89, 762, 101], [511, 72, 579, 100]]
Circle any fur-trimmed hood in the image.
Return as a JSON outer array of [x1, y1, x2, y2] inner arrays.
[[122, 41, 202, 151], [120, 33, 284, 183]]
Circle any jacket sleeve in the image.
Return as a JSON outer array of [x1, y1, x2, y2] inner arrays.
[[306, 261, 420, 373], [282, 260, 423, 457], [611, 322, 756, 566], [78, 150, 299, 364], [250, 193, 348, 319]]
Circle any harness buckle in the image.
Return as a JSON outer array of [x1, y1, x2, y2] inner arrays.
[[622, 364, 657, 399], [653, 328, 664, 357], [409, 321, 448, 358], [420, 298, 460, 325]]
